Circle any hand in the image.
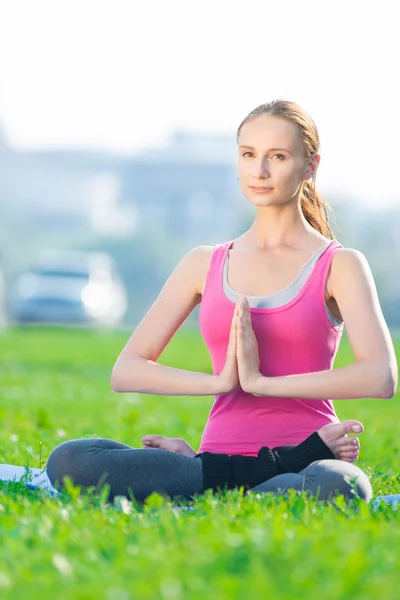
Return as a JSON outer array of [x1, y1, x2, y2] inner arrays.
[[236, 296, 263, 395], [217, 302, 240, 394]]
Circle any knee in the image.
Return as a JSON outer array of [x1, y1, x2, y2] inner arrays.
[[46, 439, 84, 488], [304, 459, 373, 503]]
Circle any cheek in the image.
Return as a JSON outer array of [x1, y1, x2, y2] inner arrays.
[[237, 161, 248, 179], [280, 163, 304, 185]]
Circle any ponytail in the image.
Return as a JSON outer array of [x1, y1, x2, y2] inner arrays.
[[300, 178, 335, 240]]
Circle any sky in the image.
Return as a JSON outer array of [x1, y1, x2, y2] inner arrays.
[[0, 0, 399, 209]]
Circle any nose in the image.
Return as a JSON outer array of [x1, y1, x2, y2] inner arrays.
[[253, 159, 270, 179]]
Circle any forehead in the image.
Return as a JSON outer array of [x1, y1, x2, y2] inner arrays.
[[238, 114, 302, 151]]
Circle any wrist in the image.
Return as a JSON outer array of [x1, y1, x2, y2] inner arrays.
[[251, 374, 267, 397], [214, 374, 230, 395]]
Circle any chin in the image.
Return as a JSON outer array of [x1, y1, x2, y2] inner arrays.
[[247, 195, 280, 207]]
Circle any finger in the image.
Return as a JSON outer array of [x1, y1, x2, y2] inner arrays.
[[232, 317, 238, 352], [235, 305, 240, 327], [242, 298, 252, 326], [236, 318, 244, 353], [231, 304, 240, 334], [228, 315, 237, 352], [239, 302, 251, 329], [227, 322, 236, 358], [230, 310, 237, 331], [238, 318, 248, 342]]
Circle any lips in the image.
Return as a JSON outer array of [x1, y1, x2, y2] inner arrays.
[[249, 186, 274, 192]]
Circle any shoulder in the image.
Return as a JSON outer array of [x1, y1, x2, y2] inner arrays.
[[331, 247, 369, 270], [184, 245, 216, 266], [328, 247, 373, 295], [182, 245, 216, 295]]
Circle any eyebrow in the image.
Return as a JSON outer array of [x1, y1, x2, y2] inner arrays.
[[239, 145, 292, 155]]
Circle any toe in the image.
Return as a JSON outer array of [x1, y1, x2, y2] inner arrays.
[[338, 437, 360, 449], [343, 419, 364, 434], [336, 420, 364, 437], [338, 450, 359, 461], [141, 434, 164, 447]]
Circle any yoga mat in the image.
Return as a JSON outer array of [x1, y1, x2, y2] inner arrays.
[[372, 494, 399, 508], [0, 464, 59, 495]]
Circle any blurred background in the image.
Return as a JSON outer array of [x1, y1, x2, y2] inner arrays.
[[0, 0, 399, 331]]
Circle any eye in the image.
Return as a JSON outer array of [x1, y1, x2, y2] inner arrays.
[[242, 151, 254, 158], [271, 153, 286, 160]]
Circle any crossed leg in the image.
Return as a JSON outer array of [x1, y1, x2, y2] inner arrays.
[[250, 460, 372, 501], [46, 432, 372, 505], [46, 438, 204, 503]]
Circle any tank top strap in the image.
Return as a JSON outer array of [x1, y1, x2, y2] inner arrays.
[[202, 241, 233, 297], [307, 239, 344, 308], [314, 239, 343, 278]]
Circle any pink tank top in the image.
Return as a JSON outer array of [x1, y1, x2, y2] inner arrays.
[[197, 239, 343, 456]]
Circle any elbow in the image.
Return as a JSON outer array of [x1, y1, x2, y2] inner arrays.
[[110, 361, 130, 393], [381, 386, 396, 400], [110, 357, 142, 393], [382, 379, 397, 400], [110, 368, 123, 392], [377, 366, 398, 399]]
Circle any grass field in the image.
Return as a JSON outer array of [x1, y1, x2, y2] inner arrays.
[[0, 326, 399, 599]]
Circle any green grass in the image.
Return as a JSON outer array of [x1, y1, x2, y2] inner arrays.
[[0, 327, 399, 599]]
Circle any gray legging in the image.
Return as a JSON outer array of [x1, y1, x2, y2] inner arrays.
[[46, 438, 373, 504]]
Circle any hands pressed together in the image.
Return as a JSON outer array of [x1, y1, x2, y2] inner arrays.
[[218, 296, 265, 396]]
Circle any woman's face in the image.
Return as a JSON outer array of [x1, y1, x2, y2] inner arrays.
[[237, 114, 316, 208]]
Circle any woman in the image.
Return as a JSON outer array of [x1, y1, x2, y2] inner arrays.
[[47, 100, 397, 503]]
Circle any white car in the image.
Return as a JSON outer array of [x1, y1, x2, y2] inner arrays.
[[11, 250, 127, 327]]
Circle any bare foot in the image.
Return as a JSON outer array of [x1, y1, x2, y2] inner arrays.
[[141, 434, 197, 457], [318, 420, 363, 463]]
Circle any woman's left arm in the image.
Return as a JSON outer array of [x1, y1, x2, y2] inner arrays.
[[250, 249, 398, 400]]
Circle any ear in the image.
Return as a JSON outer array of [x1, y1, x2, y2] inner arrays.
[[304, 153, 321, 180]]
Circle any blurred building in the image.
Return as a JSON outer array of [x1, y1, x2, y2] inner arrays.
[[0, 125, 242, 244], [120, 131, 242, 244]]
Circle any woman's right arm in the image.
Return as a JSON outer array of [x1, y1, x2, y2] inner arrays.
[[110, 245, 225, 396]]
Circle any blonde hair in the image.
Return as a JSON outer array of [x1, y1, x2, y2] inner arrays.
[[237, 100, 335, 239]]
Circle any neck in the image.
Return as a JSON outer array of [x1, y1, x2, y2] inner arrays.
[[244, 202, 316, 250]]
